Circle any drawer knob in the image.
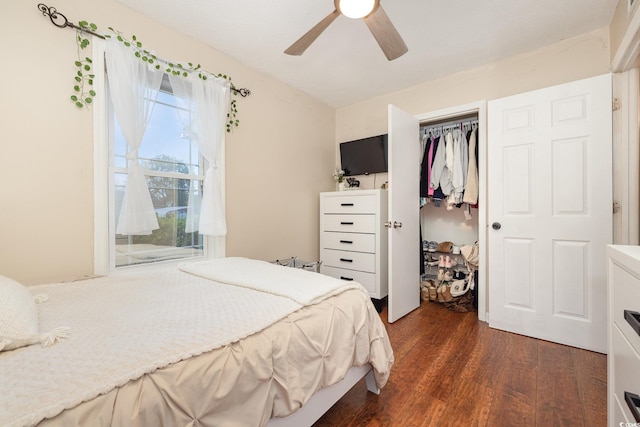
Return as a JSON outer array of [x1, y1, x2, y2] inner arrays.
[[340, 221, 354, 225], [339, 258, 353, 263], [339, 240, 353, 244], [340, 203, 354, 207], [340, 276, 354, 281], [624, 310, 640, 338], [625, 392, 640, 422]]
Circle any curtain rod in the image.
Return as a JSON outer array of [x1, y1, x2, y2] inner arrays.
[[36, 3, 251, 98]]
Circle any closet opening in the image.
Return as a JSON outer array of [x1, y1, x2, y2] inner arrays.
[[418, 112, 480, 315]]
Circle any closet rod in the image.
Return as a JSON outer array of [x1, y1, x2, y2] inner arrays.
[[420, 116, 478, 131], [421, 119, 478, 135], [36, 3, 251, 98]]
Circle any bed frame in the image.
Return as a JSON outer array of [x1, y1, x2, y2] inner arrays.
[[267, 364, 379, 427]]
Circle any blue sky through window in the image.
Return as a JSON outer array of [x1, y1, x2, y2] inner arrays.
[[113, 90, 200, 175]]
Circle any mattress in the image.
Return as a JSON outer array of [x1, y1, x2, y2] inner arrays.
[[1, 259, 394, 427]]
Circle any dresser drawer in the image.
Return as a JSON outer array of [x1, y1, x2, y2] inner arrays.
[[612, 325, 640, 424], [321, 266, 376, 294], [322, 194, 377, 214], [322, 231, 375, 253], [323, 214, 376, 233], [321, 249, 376, 273], [611, 262, 640, 356]]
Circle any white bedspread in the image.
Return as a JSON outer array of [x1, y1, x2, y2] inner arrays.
[[179, 257, 363, 305], [0, 260, 366, 427]]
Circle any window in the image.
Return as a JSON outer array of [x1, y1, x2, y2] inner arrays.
[[93, 39, 226, 274], [110, 76, 206, 268]]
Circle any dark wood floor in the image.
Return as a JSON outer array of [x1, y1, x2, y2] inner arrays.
[[313, 300, 607, 427]]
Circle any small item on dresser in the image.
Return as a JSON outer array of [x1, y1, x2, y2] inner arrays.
[[346, 177, 360, 188]]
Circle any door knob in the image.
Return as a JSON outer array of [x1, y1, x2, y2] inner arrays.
[[384, 221, 392, 228], [492, 222, 501, 230], [393, 221, 403, 228]]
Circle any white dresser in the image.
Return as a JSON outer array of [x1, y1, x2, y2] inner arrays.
[[607, 245, 640, 426], [319, 190, 388, 299]]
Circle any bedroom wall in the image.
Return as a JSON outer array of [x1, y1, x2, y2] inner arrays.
[[0, 0, 335, 284], [335, 28, 611, 148]]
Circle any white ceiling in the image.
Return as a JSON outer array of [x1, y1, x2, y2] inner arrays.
[[116, 0, 619, 108]]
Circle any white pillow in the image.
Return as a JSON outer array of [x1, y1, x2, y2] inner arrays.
[[0, 275, 69, 352]]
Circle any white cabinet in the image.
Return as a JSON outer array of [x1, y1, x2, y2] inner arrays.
[[607, 245, 640, 426], [319, 190, 388, 299]]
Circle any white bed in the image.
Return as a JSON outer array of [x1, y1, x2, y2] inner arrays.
[[0, 257, 394, 427]]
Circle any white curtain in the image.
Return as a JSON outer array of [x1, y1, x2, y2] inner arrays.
[[105, 38, 164, 235], [168, 73, 231, 236]]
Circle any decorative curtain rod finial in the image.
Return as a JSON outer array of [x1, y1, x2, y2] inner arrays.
[[232, 86, 251, 97], [37, 3, 105, 39]]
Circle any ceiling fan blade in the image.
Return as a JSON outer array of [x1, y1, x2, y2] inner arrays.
[[285, 9, 340, 55], [363, 5, 408, 61]]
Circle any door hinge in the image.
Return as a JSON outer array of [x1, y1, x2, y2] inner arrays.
[[613, 201, 621, 214], [613, 97, 621, 111]]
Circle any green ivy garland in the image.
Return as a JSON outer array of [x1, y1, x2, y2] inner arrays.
[[71, 21, 96, 108], [72, 22, 239, 132]]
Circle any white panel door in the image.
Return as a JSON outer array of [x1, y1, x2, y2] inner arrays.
[[387, 105, 421, 323], [487, 74, 612, 353]]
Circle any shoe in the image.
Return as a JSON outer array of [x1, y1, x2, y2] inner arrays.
[[429, 284, 438, 302], [450, 279, 470, 297], [444, 256, 452, 268], [453, 270, 466, 280], [440, 284, 453, 302], [421, 287, 430, 301], [425, 241, 438, 252], [425, 255, 439, 267], [443, 270, 454, 281], [437, 269, 445, 281], [438, 255, 445, 268], [436, 241, 453, 253]]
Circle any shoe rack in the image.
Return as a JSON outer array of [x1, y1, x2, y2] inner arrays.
[[421, 250, 471, 304]]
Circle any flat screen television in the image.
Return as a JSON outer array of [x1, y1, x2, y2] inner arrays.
[[339, 134, 388, 176]]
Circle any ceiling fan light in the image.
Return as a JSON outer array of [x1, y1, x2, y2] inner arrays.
[[339, 0, 376, 19]]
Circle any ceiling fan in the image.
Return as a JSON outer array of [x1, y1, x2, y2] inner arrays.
[[284, 0, 408, 61]]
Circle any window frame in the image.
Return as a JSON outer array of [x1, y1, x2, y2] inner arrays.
[[93, 38, 225, 276]]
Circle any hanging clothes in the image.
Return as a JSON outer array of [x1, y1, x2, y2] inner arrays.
[[431, 131, 453, 196], [420, 134, 433, 198], [463, 128, 479, 205], [448, 128, 468, 209], [429, 136, 445, 206]]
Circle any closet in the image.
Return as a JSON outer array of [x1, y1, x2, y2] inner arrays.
[[384, 103, 486, 324], [387, 75, 609, 348], [418, 113, 480, 313]]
